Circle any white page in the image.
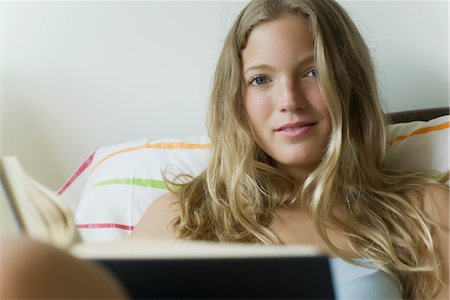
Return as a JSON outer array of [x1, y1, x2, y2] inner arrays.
[[0, 177, 22, 236], [71, 238, 320, 259]]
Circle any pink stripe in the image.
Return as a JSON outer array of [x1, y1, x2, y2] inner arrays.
[[57, 151, 96, 195], [77, 223, 135, 231]]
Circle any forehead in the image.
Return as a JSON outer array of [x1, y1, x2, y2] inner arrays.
[[242, 14, 314, 68]]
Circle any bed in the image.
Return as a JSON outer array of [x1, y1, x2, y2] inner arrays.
[[59, 107, 450, 243], [51, 107, 449, 299]]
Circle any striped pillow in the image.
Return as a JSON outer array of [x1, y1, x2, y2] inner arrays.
[[61, 115, 449, 243], [68, 136, 210, 242], [385, 115, 449, 174]]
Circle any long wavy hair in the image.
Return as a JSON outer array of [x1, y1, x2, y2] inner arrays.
[[169, 0, 447, 298]]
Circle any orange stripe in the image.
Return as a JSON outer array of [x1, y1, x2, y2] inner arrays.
[[91, 142, 211, 173], [388, 121, 450, 145]]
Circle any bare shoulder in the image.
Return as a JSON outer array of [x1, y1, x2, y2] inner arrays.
[[421, 184, 449, 228], [130, 192, 181, 239]]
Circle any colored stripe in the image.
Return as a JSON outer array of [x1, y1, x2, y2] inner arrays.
[[93, 178, 166, 189], [388, 121, 450, 145], [430, 171, 449, 182], [57, 151, 96, 195], [77, 223, 134, 231], [91, 142, 210, 173]]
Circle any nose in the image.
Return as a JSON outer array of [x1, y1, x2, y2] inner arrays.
[[278, 79, 306, 112]]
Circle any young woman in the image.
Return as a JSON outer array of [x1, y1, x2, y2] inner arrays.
[[131, 0, 449, 299], [2, 0, 448, 299]]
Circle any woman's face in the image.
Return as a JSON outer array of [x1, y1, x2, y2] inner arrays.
[[242, 14, 331, 182]]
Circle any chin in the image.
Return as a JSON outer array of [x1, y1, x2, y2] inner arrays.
[[274, 155, 320, 169]]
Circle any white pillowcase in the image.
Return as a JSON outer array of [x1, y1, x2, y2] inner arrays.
[[65, 136, 210, 242], [60, 116, 449, 243], [385, 115, 449, 173]]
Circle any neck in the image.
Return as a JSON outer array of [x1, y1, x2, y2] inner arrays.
[[274, 162, 319, 185]]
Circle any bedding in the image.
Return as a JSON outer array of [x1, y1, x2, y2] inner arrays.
[[59, 112, 449, 243]]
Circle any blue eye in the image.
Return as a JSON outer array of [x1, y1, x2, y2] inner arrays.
[[305, 69, 319, 78], [249, 75, 270, 86]]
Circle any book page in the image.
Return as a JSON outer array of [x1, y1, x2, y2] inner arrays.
[[71, 238, 320, 259], [0, 178, 22, 236], [26, 174, 81, 248], [0, 157, 48, 241], [0, 156, 80, 249]]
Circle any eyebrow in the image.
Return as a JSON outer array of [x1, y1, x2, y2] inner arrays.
[[243, 64, 275, 76], [243, 55, 315, 76]]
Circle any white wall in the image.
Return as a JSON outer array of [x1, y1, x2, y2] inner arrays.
[[342, 1, 449, 112], [1, 1, 448, 189]]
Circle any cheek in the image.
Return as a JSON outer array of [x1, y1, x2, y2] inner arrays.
[[302, 81, 324, 103], [303, 84, 332, 133], [304, 85, 329, 115], [245, 93, 273, 127]]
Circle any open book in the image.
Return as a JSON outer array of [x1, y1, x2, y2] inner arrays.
[[1, 156, 336, 299], [0, 156, 80, 248], [0, 155, 320, 258]]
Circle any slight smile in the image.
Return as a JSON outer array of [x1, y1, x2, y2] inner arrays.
[[275, 122, 316, 137]]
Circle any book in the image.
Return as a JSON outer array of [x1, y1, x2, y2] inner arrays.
[[0, 156, 80, 249], [1, 156, 336, 299], [0, 155, 320, 259]]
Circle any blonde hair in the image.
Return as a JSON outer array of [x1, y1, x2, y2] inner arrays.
[[169, 0, 447, 298]]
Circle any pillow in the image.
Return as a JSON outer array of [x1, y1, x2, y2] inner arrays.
[[62, 116, 449, 243], [385, 115, 449, 173], [66, 136, 210, 242]]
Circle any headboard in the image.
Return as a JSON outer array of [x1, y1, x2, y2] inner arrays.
[[387, 107, 450, 124]]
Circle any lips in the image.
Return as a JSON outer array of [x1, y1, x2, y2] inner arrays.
[[275, 121, 316, 137]]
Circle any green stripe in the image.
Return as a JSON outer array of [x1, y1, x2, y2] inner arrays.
[[429, 171, 449, 182], [93, 178, 167, 189]]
